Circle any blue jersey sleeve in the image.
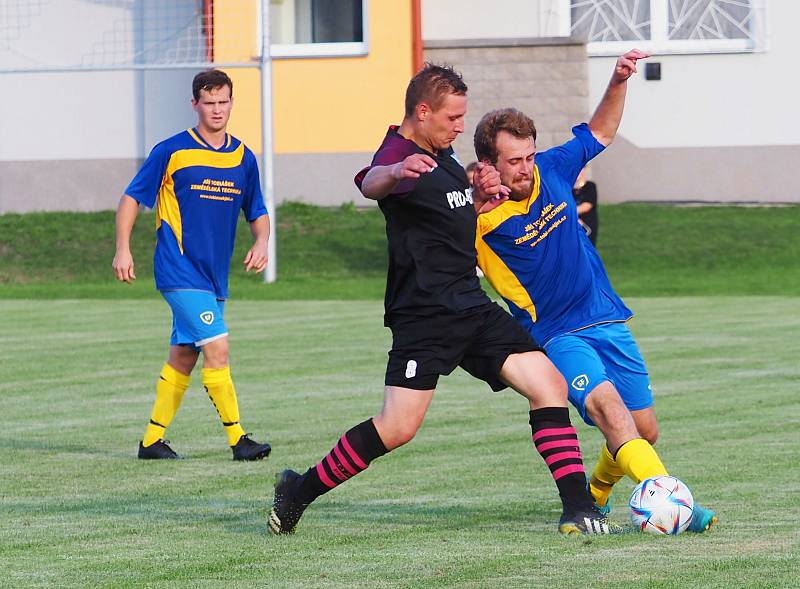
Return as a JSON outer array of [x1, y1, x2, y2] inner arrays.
[[241, 150, 268, 222], [124, 141, 170, 208], [537, 123, 605, 186]]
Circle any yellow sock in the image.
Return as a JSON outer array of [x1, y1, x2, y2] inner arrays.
[[615, 437, 668, 483], [202, 366, 246, 446], [142, 363, 190, 447], [589, 443, 626, 507]]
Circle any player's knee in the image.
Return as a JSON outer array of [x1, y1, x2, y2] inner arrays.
[[632, 410, 659, 444], [552, 369, 568, 398], [586, 384, 641, 441], [382, 423, 419, 449], [169, 356, 194, 374], [531, 361, 568, 404], [202, 339, 229, 368], [396, 425, 419, 447], [169, 346, 199, 374], [636, 422, 659, 445], [585, 384, 622, 419]]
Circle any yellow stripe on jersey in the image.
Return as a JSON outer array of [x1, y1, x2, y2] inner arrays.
[[476, 166, 541, 237], [155, 143, 245, 254], [476, 236, 538, 322], [225, 133, 231, 148], [186, 127, 206, 147], [474, 166, 542, 322], [156, 171, 184, 253], [166, 143, 245, 176]]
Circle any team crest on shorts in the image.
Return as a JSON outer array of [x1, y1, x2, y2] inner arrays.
[[571, 374, 590, 391], [199, 311, 215, 325], [405, 360, 417, 379]]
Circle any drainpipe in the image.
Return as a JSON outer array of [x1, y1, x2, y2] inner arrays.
[[411, 0, 423, 73]]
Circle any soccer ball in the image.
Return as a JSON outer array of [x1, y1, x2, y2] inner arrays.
[[629, 475, 694, 535]]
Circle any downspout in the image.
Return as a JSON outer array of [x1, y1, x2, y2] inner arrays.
[[411, 0, 423, 73], [203, 0, 214, 62]]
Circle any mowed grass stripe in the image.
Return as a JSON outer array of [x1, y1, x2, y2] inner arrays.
[[0, 297, 798, 588]]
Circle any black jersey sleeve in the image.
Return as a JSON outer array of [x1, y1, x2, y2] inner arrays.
[[354, 127, 421, 196]]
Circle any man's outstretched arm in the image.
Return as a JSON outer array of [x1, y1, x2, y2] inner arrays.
[[589, 49, 650, 147], [359, 153, 438, 200]]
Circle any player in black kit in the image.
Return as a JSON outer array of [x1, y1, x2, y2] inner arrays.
[[268, 64, 620, 536]]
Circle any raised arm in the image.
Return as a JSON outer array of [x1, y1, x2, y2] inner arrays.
[[359, 153, 438, 200], [112, 194, 140, 283], [588, 49, 650, 147]]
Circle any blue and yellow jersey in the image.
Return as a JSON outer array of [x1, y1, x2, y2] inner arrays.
[[476, 124, 632, 345], [125, 128, 267, 299]]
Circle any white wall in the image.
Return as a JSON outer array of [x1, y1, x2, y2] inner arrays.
[[0, 1, 201, 164], [422, 0, 565, 40], [3, 71, 137, 161], [422, 1, 796, 150], [588, 1, 799, 149]]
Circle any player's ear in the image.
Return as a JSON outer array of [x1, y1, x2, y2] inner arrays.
[[417, 102, 429, 122]]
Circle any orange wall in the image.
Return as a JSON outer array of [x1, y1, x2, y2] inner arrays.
[[214, 0, 413, 154]]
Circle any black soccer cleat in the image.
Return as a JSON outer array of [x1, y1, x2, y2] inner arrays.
[[232, 434, 272, 461], [268, 469, 309, 534], [138, 439, 182, 460], [559, 506, 624, 535]]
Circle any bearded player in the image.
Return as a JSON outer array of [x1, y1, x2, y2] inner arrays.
[[472, 50, 717, 532]]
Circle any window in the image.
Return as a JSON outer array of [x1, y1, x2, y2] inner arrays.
[[570, 0, 765, 55], [270, 0, 367, 58]]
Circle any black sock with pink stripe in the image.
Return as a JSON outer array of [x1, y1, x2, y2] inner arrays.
[[529, 407, 594, 514], [294, 418, 388, 504]]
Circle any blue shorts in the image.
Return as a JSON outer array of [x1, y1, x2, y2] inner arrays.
[[543, 322, 653, 426], [161, 290, 228, 350]]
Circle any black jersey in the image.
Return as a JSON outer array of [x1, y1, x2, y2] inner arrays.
[[355, 126, 490, 325], [573, 180, 599, 245]]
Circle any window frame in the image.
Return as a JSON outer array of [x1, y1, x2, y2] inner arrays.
[[266, 0, 369, 59], [568, 0, 767, 56]]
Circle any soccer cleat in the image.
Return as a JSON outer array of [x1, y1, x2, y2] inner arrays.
[[138, 439, 182, 460], [268, 469, 309, 535], [559, 507, 624, 535], [588, 483, 613, 517], [687, 503, 718, 533], [232, 434, 272, 461], [596, 501, 612, 517]]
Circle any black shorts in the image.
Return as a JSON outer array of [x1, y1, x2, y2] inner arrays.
[[385, 302, 542, 392]]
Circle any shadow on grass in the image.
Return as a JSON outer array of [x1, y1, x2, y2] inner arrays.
[[2, 492, 554, 540]]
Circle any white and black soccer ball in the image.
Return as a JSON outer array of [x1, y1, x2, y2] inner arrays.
[[629, 475, 694, 535]]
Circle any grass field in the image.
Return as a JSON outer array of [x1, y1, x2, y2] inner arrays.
[[2, 203, 799, 299], [2, 296, 798, 588]]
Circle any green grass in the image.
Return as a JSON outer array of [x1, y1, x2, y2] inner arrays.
[[1, 297, 798, 588], [1, 204, 798, 585], [1, 203, 798, 298]]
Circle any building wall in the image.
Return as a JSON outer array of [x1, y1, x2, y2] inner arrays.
[[3, 1, 795, 212], [217, 0, 413, 205], [422, 0, 567, 39], [0, 0, 413, 213], [421, 0, 798, 204], [424, 39, 589, 167], [1, 2, 204, 214], [586, 1, 800, 202]]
